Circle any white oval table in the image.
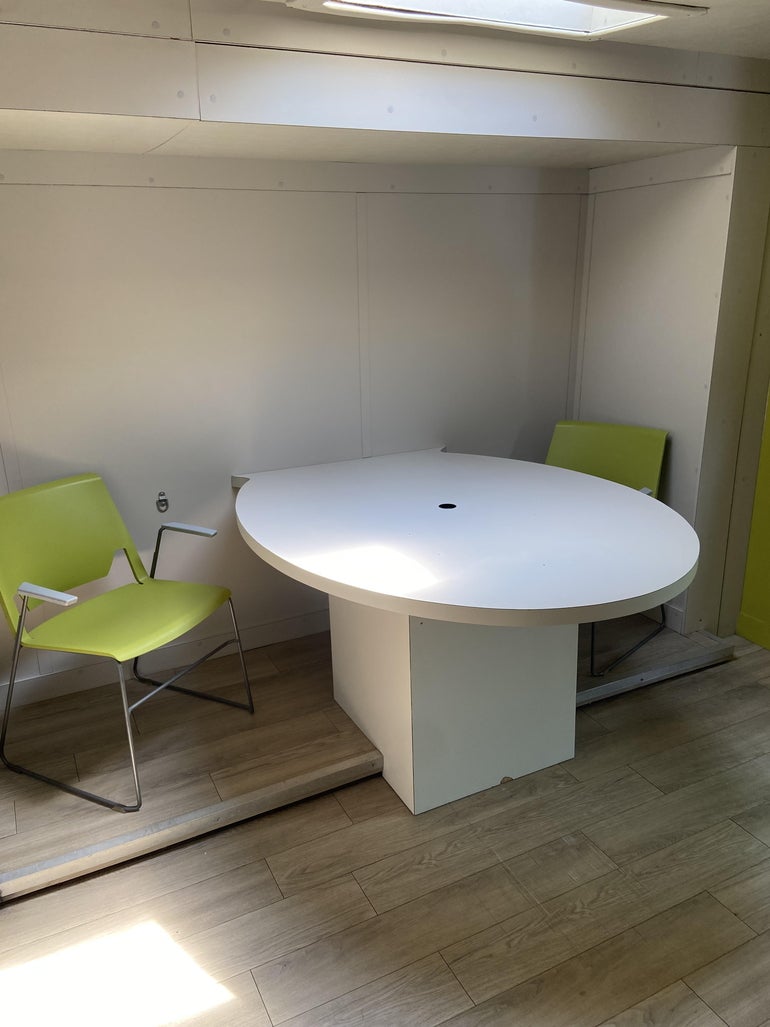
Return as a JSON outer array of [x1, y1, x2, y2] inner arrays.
[[236, 449, 699, 813]]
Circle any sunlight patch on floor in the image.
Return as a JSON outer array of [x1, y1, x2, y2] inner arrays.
[[1, 920, 232, 1026]]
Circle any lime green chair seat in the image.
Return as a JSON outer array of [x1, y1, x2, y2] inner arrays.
[[0, 473, 253, 813], [25, 580, 231, 662], [545, 420, 669, 677]]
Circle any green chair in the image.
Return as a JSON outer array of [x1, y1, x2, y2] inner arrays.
[[545, 420, 669, 676], [0, 473, 253, 813]]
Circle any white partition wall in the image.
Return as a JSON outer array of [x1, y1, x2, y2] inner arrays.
[[575, 146, 770, 634], [575, 148, 733, 632], [578, 149, 734, 523]]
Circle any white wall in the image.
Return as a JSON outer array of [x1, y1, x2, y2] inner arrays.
[[363, 192, 581, 460], [574, 146, 764, 633], [0, 154, 583, 700]]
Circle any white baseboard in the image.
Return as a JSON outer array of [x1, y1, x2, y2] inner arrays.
[[0, 608, 330, 708]]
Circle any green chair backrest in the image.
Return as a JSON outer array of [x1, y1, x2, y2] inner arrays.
[[0, 473, 147, 634], [545, 420, 668, 498]]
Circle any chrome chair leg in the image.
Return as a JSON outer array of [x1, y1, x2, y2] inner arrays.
[[1, 648, 142, 813], [1, 593, 252, 813], [132, 599, 253, 713], [590, 604, 666, 677]]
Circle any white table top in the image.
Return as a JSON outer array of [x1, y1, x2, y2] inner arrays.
[[235, 449, 699, 627]]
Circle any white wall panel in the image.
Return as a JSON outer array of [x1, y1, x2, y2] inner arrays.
[[577, 176, 732, 523], [0, 184, 362, 654], [0, 0, 192, 37], [700, 148, 770, 634], [0, 149, 586, 194], [363, 193, 580, 462], [0, 24, 198, 118], [576, 159, 736, 630], [195, 43, 770, 147], [0, 111, 196, 155], [589, 146, 735, 195]]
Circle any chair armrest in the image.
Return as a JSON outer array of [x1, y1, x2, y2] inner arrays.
[[149, 522, 218, 578], [18, 582, 78, 607], [161, 522, 217, 538]]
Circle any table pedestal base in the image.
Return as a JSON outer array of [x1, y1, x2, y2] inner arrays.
[[329, 597, 577, 814]]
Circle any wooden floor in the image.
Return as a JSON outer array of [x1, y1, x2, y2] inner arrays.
[[3, 632, 770, 1025], [0, 633, 381, 901]]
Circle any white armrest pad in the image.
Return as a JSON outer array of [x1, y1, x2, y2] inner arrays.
[[161, 522, 217, 538], [18, 582, 78, 607]]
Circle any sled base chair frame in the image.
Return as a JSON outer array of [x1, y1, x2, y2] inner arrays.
[[0, 474, 253, 813]]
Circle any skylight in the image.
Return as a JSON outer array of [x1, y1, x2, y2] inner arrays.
[[296, 0, 708, 40]]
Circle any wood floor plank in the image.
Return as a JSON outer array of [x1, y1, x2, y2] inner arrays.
[[474, 768, 661, 864], [281, 953, 473, 1027], [252, 864, 527, 1023], [0, 923, 264, 1027], [569, 683, 770, 783], [0, 754, 79, 801], [127, 645, 281, 714], [182, 876, 377, 981], [77, 709, 346, 797], [586, 649, 770, 733], [626, 819, 770, 910], [446, 764, 579, 825], [504, 831, 617, 902], [629, 709, 770, 794], [575, 709, 610, 744], [441, 903, 577, 1003], [446, 820, 768, 1012], [267, 804, 469, 895], [596, 980, 727, 1026], [712, 857, 770, 934], [0, 799, 16, 840], [0, 858, 282, 972], [186, 972, 272, 1027], [3, 681, 130, 748], [333, 775, 408, 822], [0, 793, 351, 956], [12, 763, 222, 836], [211, 724, 378, 801], [583, 754, 770, 864], [75, 706, 338, 780], [734, 800, 770, 845], [686, 930, 770, 1027], [541, 819, 768, 953], [353, 825, 503, 913], [132, 660, 335, 736], [0, 777, 225, 895], [265, 632, 332, 672], [439, 893, 754, 1026]]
